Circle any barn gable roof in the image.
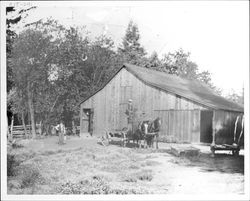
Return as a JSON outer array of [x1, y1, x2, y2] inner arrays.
[[80, 63, 243, 112]]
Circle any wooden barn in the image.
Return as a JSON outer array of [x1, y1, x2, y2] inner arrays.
[[79, 63, 244, 145]]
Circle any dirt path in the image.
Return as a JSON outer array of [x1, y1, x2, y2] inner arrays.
[[145, 153, 244, 194]]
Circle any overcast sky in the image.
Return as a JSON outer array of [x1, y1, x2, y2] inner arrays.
[[8, 1, 249, 95]]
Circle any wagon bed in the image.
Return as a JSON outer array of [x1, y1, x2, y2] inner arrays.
[[210, 144, 240, 156]]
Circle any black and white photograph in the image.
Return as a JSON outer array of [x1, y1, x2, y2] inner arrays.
[[1, 1, 249, 200]]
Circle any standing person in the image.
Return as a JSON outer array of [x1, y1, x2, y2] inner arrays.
[[58, 120, 66, 145]]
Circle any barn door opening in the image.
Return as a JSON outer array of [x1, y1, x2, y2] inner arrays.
[[200, 110, 213, 143], [82, 109, 94, 135]]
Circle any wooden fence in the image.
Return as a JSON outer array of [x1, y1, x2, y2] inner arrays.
[[9, 125, 80, 138], [9, 124, 41, 138]]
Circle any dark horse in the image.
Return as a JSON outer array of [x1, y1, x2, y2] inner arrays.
[[132, 117, 161, 148]]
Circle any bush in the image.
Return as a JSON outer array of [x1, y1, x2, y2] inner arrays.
[[122, 175, 137, 183], [135, 170, 153, 181], [18, 165, 43, 188], [12, 141, 24, 149], [7, 154, 20, 176]]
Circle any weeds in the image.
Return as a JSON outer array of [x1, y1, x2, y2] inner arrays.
[[7, 154, 20, 176], [12, 142, 24, 149], [58, 175, 150, 194], [18, 165, 44, 188], [122, 174, 137, 182], [129, 164, 140, 169], [145, 160, 161, 166], [135, 169, 153, 181], [58, 175, 110, 194]]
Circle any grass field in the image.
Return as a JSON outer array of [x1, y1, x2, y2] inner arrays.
[[7, 136, 244, 194]]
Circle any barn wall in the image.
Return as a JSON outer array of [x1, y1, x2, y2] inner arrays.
[[213, 110, 244, 145], [154, 110, 201, 143], [80, 68, 208, 137]]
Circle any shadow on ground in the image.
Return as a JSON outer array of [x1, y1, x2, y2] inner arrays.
[[169, 151, 244, 174], [198, 153, 244, 174], [97, 140, 244, 175], [97, 140, 149, 148]]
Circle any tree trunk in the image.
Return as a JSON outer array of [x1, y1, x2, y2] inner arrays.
[[37, 120, 42, 137], [72, 120, 76, 135], [27, 82, 36, 139], [45, 123, 50, 135], [21, 111, 28, 138], [9, 116, 14, 142]]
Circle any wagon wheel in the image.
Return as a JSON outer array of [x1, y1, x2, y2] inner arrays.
[[232, 149, 239, 156], [210, 145, 215, 157], [101, 133, 110, 146]]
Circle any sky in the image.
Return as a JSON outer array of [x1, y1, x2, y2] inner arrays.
[[7, 1, 249, 95]]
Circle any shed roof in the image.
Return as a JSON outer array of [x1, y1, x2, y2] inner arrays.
[[80, 63, 244, 112]]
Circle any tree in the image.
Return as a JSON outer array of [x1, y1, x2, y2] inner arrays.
[[225, 88, 244, 105], [7, 88, 28, 137], [48, 27, 122, 129], [160, 49, 198, 79], [6, 6, 36, 92], [144, 51, 162, 69], [158, 48, 223, 95], [118, 20, 146, 65], [11, 25, 58, 138]]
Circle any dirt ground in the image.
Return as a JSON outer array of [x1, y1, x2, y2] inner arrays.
[[7, 136, 244, 194]]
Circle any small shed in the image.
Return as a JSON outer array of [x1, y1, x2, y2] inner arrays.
[[79, 64, 244, 145]]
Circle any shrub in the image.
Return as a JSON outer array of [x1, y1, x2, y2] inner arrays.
[[135, 170, 153, 181], [7, 154, 20, 176], [12, 142, 24, 149], [18, 165, 43, 188], [122, 175, 137, 183]]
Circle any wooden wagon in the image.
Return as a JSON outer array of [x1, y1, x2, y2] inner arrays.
[[210, 115, 244, 157], [101, 128, 159, 149], [101, 128, 129, 147]]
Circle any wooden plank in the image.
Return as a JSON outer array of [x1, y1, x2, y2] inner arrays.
[[182, 111, 187, 141], [191, 110, 200, 143], [115, 72, 120, 129], [188, 110, 192, 142], [179, 111, 183, 142], [169, 110, 174, 138], [174, 111, 179, 141]]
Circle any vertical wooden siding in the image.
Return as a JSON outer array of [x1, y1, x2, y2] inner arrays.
[[154, 110, 200, 143], [80, 68, 207, 136]]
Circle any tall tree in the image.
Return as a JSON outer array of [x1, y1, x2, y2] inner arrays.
[[161, 49, 198, 79], [6, 6, 36, 92], [144, 51, 161, 69], [225, 88, 244, 105], [11, 24, 58, 138], [118, 20, 146, 65], [51, 28, 121, 128]]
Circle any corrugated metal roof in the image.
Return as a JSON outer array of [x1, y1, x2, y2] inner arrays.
[[80, 63, 244, 112]]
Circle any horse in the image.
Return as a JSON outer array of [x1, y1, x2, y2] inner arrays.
[[132, 117, 161, 149], [147, 117, 161, 148]]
